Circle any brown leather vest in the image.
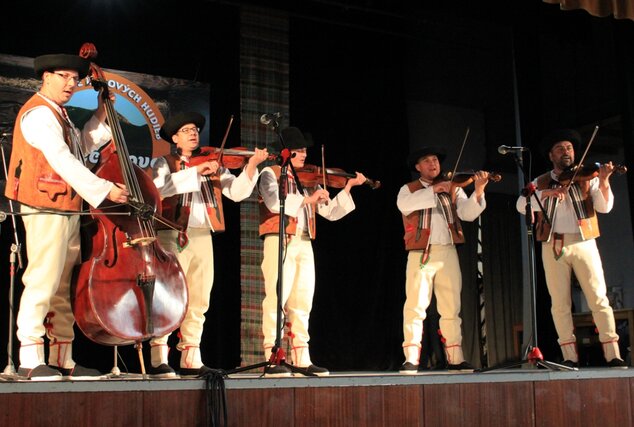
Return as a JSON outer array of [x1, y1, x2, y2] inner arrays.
[[159, 153, 225, 233], [534, 172, 599, 241], [259, 166, 317, 238], [4, 94, 82, 211], [402, 180, 465, 251]]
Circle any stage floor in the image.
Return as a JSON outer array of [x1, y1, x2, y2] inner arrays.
[[1, 367, 632, 426], [0, 365, 631, 391]]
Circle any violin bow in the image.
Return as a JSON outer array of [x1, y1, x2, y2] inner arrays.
[[321, 144, 327, 188], [448, 126, 471, 184], [216, 114, 234, 167], [562, 125, 599, 190]]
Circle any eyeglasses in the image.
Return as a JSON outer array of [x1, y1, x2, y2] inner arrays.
[[178, 126, 200, 134], [52, 72, 80, 83]]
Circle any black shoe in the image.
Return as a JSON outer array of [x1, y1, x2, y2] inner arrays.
[[17, 364, 63, 381], [264, 364, 292, 377], [561, 360, 579, 369], [447, 361, 475, 372], [148, 363, 177, 378], [607, 358, 628, 369], [399, 362, 419, 374], [53, 364, 106, 380], [293, 364, 330, 377], [180, 365, 213, 378]]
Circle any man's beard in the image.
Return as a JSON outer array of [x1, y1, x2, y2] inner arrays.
[[556, 156, 573, 170]]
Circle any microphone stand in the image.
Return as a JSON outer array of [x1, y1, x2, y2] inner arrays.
[[226, 119, 315, 377], [481, 149, 574, 372], [0, 136, 22, 379]]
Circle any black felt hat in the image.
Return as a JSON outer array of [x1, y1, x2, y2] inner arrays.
[[34, 54, 90, 79], [159, 112, 206, 144], [407, 146, 446, 171], [272, 127, 314, 152], [540, 129, 581, 158]]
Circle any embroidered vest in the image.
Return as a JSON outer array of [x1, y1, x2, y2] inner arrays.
[[4, 94, 82, 211], [159, 153, 225, 233], [402, 180, 465, 251], [259, 165, 317, 238], [534, 172, 599, 241]]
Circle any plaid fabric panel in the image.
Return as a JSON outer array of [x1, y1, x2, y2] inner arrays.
[[239, 6, 290, 367]]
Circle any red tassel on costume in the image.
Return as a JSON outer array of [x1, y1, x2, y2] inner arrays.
[[177, 231, 189, 252]]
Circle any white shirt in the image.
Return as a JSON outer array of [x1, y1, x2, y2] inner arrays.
[[258, 166, 356, 235], [21, 94, 113, 208], [152, 157, 260, 228], [516, 173, 613, 234], [397, 179, 486, 245]]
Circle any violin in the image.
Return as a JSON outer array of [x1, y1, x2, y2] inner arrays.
[[433, 170, 502, 187], [295, 164, 381, 189], [189, 146, 276, 169], [558, 162, 627, 185]]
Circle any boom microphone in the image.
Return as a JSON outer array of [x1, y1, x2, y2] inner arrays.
[[498, 145, 529, 155], [260, 112, 282, 126]]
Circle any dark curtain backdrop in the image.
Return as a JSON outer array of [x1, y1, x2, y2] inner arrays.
[[0, 1, 527, 373], [288, 17, 412, 370]]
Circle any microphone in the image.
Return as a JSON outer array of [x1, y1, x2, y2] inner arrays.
[[260, 112, 282, 126], [1, 132, 12, 137], [0, 211, 6, 222], [277, 149, 296, 165], [498, 145, 529, 155]]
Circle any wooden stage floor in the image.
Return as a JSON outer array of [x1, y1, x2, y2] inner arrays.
[[0, 367, 632, 426]]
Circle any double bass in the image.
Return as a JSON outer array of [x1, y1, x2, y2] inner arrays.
[[72, 43, 187, 371]]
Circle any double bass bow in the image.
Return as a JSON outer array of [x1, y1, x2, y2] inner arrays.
[[72, 43, 187, 373]]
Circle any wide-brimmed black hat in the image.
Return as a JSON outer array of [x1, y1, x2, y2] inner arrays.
[[407, 146, 446, 171], [540, 128, 581, 158], [34, 54, 90, 79], [159, 112, 206, 144], [272, 127, 314, 152]]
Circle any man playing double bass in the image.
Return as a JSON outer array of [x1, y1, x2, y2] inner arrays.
[[4, 53, 128, 380]]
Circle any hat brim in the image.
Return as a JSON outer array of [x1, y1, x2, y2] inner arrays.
[[272, 127, 314, 152], [540, 129, 581, 158], [34, 54, 90, 79], [159, 112, 206, 144], [408, 147, 446, 171]]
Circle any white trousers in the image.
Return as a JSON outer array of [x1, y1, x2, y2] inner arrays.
[[17, 206, 80, 368], [542, 235, 621, 362], [261, 235, 315, 367], [150, 228, 213, 368], [403, 245, 465, 365]]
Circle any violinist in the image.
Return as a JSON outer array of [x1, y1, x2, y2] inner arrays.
[[148, 111, 268, 378], [4, 53, 129, 380], [516, 129, 627, 368], [397, 146, 489, 373], [258, 127, 366, 377]]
